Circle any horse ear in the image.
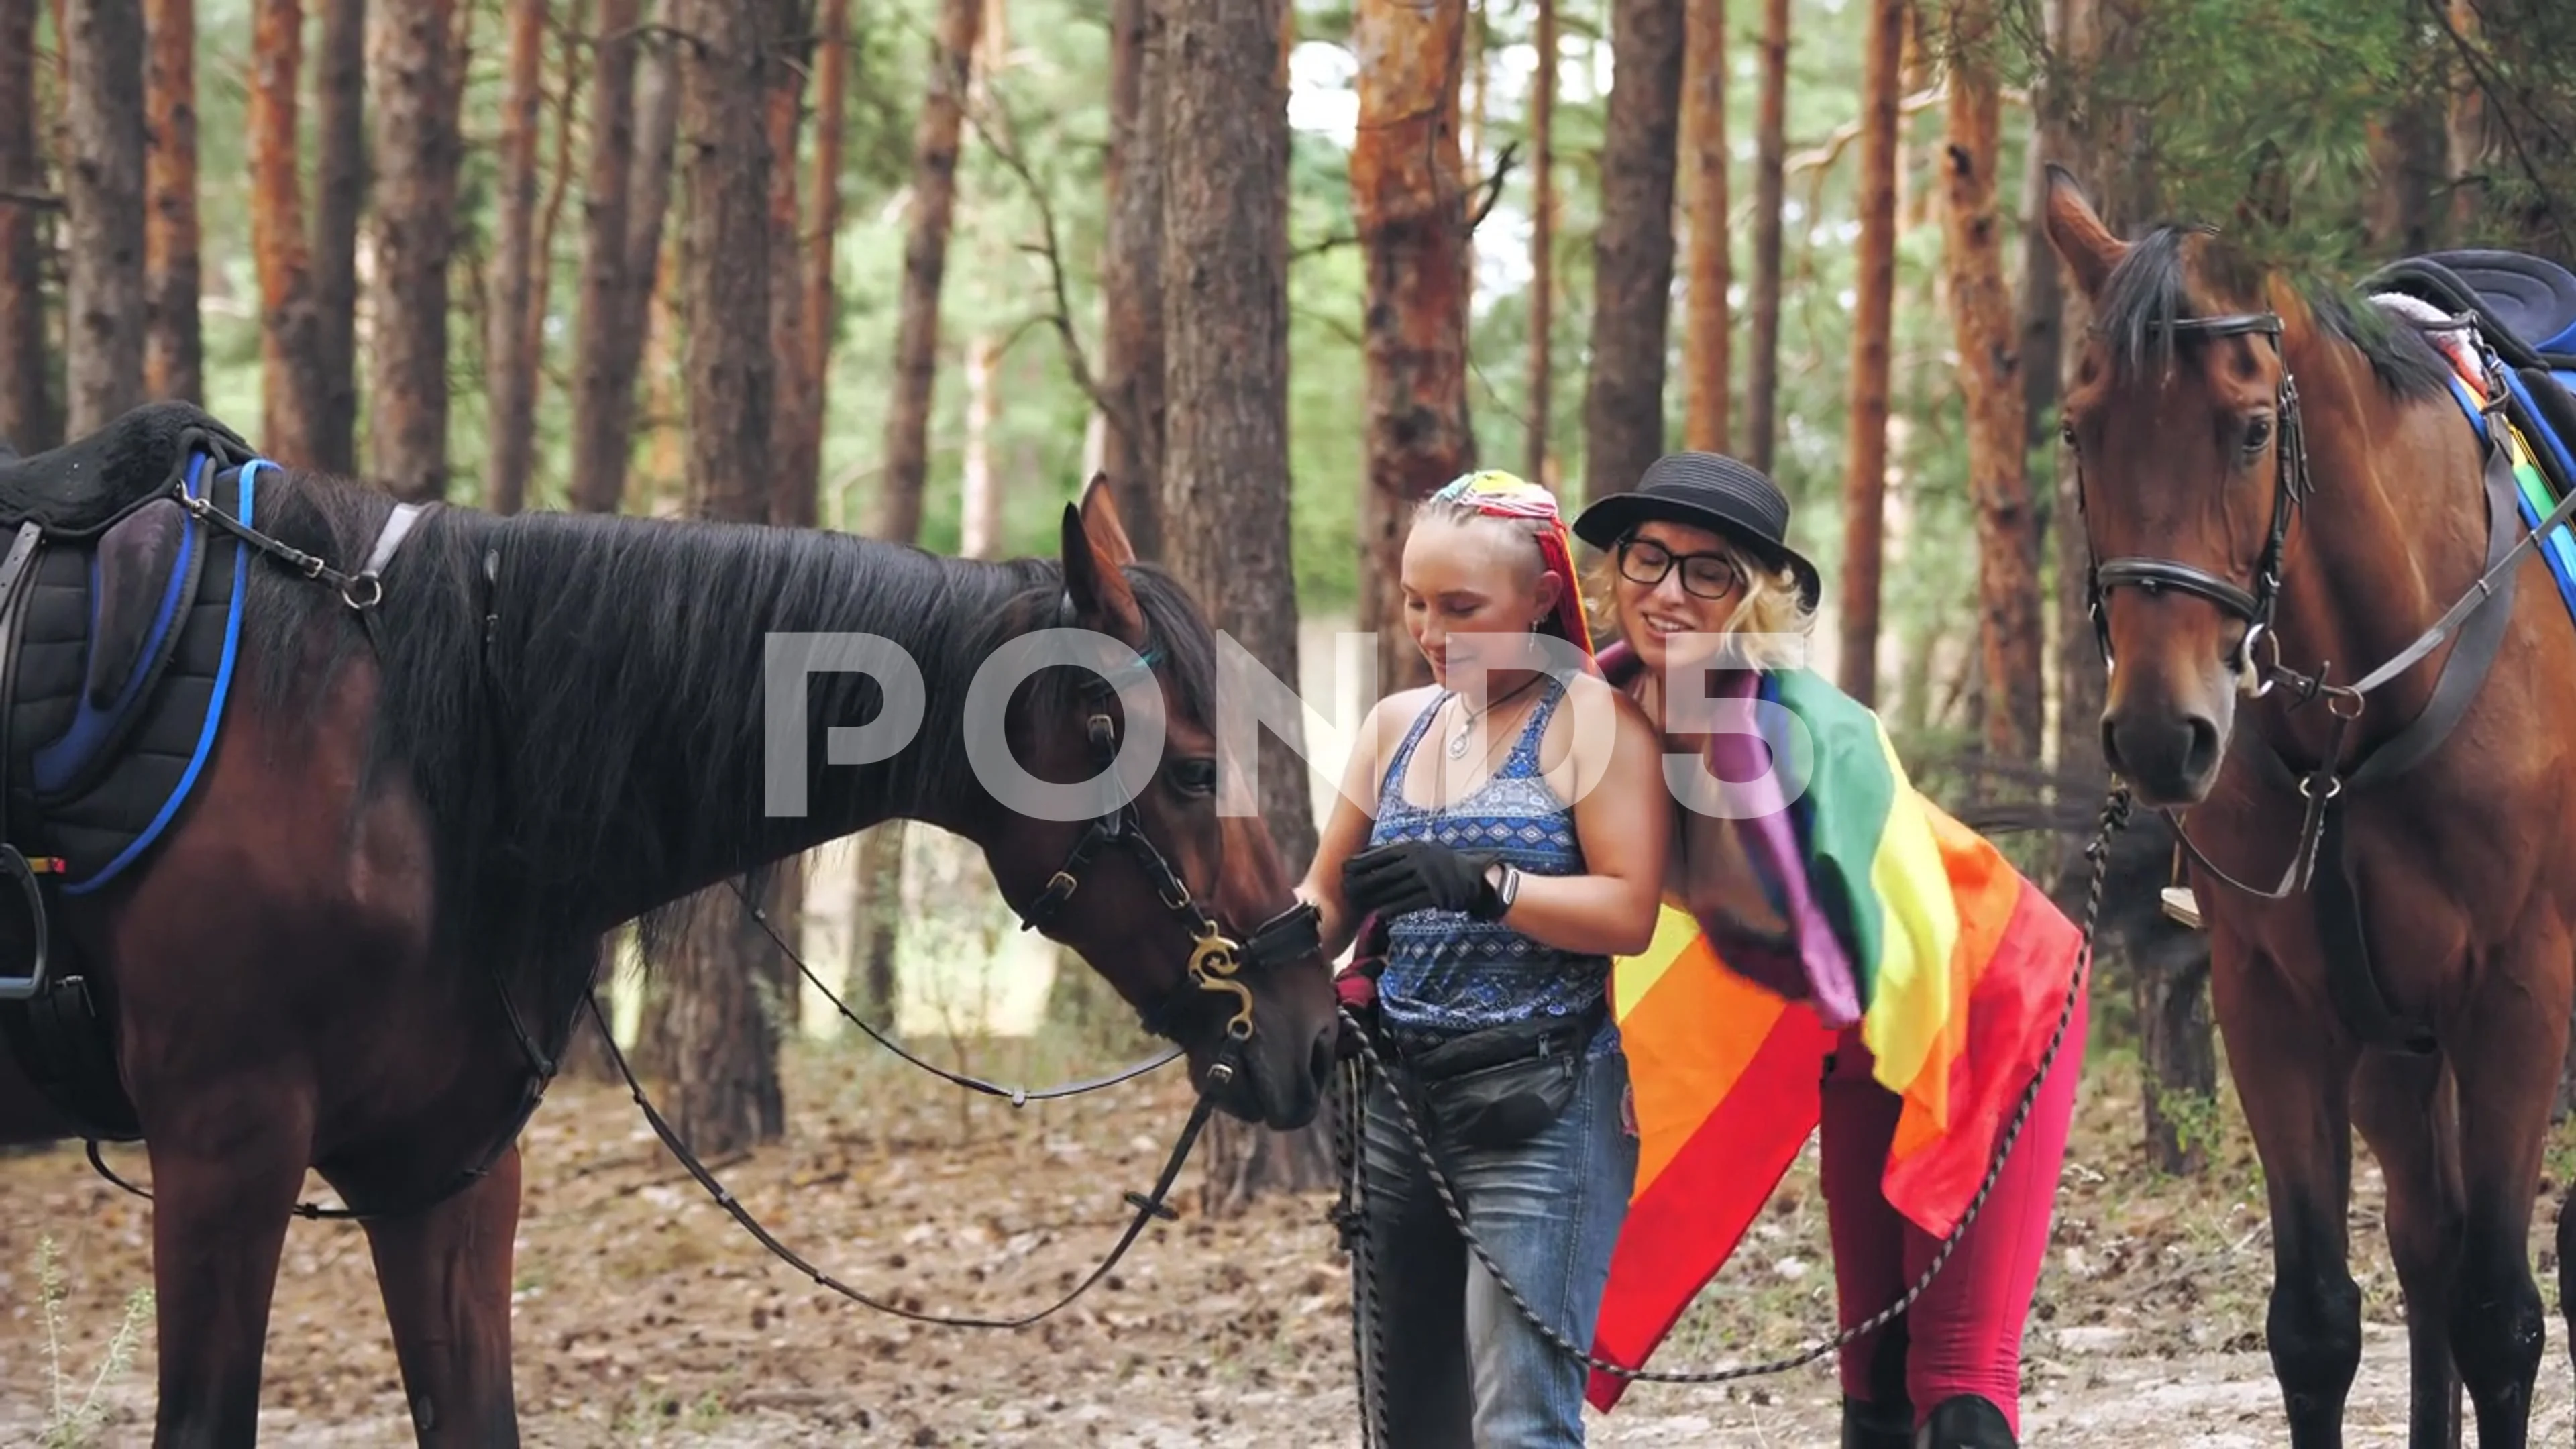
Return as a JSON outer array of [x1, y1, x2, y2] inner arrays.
[[1061, 499, 1146, 643], [2235, 140, 2292, 233], [2042, 162, 2125, 299], [1076, 472, 1139, 568]]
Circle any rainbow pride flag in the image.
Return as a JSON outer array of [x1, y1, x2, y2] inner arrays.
[[1584, 658, 2085, 1413]]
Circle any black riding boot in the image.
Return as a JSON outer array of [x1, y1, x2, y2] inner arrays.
[[1915, 1393, 2016, 1448], [1841, 1395, 1914, 1449]]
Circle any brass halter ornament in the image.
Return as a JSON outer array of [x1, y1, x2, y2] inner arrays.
[[1006, 594, 1321, 1079]]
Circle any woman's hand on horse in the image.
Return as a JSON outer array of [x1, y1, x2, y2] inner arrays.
[[1342, 841, 1506, 920]]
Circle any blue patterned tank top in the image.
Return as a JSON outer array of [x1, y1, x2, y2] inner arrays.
[[1368, 675, 1618, 1060]]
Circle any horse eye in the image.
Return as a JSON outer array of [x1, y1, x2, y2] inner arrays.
[[2242, 416, 2274, 455], [2059, 419, 2080, 449], [1169, 758, 1219, 798]]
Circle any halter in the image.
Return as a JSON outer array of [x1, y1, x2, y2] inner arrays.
[[2078, 310, 2316, 699], [1006, 592, 1321, 1087]]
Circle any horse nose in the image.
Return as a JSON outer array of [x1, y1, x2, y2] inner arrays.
[[2102, 708, 2223, 804]]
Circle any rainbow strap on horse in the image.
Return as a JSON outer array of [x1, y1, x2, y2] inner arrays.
[[1584, 651, 2082, 1412]]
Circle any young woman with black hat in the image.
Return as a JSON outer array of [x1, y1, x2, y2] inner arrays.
[[1570, 451, 2087, 1449]]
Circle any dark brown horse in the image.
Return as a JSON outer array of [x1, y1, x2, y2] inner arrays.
[[2045, 167, 2576, 1448], [0, 436, 1337, 1447]]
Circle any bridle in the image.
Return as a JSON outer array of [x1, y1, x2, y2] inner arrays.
[[2077, 309, 2316, 703], [2071, 297, 2576, 1059], [1003, 596, 1323, 1089], [576, 598, 1326, 1331]]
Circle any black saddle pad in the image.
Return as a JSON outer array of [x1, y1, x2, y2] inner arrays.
[[7, 453, 262, 891], [0, 400, 256, 541]]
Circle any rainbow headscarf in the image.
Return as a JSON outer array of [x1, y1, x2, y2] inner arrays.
[[1430, 470, 1597, 658]]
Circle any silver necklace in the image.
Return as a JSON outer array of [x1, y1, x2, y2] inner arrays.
[[1445, 673, 1546, 760]]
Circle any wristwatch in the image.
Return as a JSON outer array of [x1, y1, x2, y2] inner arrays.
[[1477, 860, 1523, 920]]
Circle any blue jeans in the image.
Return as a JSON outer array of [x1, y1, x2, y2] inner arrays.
[[1354, 1046, 1638, 1447]]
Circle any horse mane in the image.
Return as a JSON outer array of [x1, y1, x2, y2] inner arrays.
[[230, 470, 1220, 1007], [2092, 221, 2456, 404]]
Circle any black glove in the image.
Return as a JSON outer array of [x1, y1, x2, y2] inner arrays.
[[1342, 841, 1503, 920]]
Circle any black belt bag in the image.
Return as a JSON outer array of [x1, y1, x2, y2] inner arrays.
[[1402, 1002, 1605, 1151]]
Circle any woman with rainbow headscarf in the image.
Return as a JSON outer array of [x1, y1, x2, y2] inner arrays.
[[1297, 469, 1670, 1446]]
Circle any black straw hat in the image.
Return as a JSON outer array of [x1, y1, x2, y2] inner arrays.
[[1572, 451, 1823, 610]]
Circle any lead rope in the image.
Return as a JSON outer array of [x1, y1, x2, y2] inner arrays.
[[1329, 1050, 1390, 1446], [1332, 784, 2130, 1393]]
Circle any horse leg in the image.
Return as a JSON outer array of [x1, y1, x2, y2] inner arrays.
[[141, 1098, 311, 1448], [340, 1144, 526, 1448], [2349, 1049, 2463, 1449], [2214, 947, 2362, 1447], [2440, 934, 2567, 1449]]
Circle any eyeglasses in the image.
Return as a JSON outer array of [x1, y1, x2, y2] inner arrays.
[[1616, 537, 1744, 600]]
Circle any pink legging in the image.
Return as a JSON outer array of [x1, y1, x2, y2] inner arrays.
[[1819, 989, 2087, 1436]]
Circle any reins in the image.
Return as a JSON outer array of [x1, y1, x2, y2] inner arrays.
[[1330, 786, 2130, 1436]]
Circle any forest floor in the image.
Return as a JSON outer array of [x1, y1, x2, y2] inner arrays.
[[7, 1035, 2576, 1447]]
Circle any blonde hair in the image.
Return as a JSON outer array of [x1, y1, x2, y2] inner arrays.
[[1581, 532, 1817, 674]]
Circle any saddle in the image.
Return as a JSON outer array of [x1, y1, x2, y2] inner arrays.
[[0, 400, 256, 540], [0, 403, 272, 1141], [2365, 250, 2576, 620]]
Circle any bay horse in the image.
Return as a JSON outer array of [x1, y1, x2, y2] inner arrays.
[[2045, 166, 2576, 1447], [0, 412, 1337, 1447]]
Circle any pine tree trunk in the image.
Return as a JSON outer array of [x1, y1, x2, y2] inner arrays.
[[1350, 0, 1471, 698], [1941, 0, 2039, 764], [851, 0, 978, 1040], [524, 0, 589, 436], [1163, 0, 1330, 1210], [2366, 99, 2445, 258], [249, 0, 323, 464], [1578, 0, 1682, 506], [2015, 0, 2070, 462], [566, 0, 642, 515], [787, 0, 848, 529], [308, 0, 364, 475], [2444, 0, 2484, 241], [2055, 0, 2210, 1177], [657, 0, 782, 1156], [877, 0, 980, 545], [1742, 0, 1787, 475], [484, 0, 547, 515], [1521, 0, 1554, 485], [1835, 0, 1902, 705], [140, 0, 198, 403], [367, 0, 462, 501], [1099, 0, 1165, 559], [1680, 0, 1728, 454], [959, 331, 1000, 557], [763, 0, 812, 532], [0, 0, 56, 452], [63, 0, 146, 438]]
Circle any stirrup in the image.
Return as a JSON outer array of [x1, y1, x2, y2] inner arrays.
[[0, 843, 55, 1002], [2159, 884, 2205, 930]]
